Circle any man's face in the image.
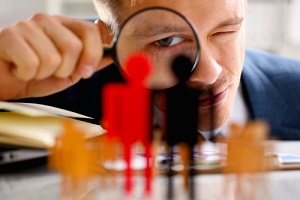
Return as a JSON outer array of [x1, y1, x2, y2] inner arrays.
[[119, 0, 246, 131]]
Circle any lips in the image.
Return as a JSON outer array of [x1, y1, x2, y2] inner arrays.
[[198, 87, 228, 108]]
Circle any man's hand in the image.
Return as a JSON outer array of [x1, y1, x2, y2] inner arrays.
[[0, 14, 113, 100]]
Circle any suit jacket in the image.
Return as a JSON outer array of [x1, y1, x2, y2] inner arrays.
[[242, 49, 300, 140], [17, 49, 300, 140]]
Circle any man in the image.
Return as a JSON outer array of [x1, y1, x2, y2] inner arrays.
[[0, 0, 299, 140]]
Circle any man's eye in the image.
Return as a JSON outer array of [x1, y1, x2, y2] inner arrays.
[[154, 36, 184, 47], [214, 31, 236, 36]]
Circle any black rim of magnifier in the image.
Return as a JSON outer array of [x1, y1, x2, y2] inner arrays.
[[102, 6, 200, 73]]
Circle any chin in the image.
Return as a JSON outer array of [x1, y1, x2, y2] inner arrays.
[[197, 105, 232, 131], [197, 89, 235, 131]]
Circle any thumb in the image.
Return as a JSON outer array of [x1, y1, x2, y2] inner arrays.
[[95, 55, 114, 72]]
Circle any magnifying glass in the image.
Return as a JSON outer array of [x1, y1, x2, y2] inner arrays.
[[103, 7, 200, 89]]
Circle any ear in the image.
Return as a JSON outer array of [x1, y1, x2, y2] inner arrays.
[[95, 20, 114, 46]]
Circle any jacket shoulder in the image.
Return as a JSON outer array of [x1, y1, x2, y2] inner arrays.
[[243, 49, 300, 139], [244, 49, 300, 76]]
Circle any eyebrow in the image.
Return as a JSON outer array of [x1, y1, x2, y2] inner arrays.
[[214, 17, 244, 28], [129, 24, 190, 39]]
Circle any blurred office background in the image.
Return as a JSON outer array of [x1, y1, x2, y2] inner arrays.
[[0, 0, 300, 59]]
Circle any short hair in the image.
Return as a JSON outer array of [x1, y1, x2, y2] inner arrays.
[[93, 0, 144, 34], [93, 0, 123, 34]]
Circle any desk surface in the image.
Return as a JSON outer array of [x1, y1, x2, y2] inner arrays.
[[1, 141, 300, 200]]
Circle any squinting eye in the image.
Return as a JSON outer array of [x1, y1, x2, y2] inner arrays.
[[154, 36, 184, 47], [214, 31, 236, 37]]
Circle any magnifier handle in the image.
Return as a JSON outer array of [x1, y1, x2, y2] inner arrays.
[[103, 47, 114, 58]]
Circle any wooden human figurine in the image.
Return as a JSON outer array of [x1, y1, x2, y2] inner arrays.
[[224, 121, 270, 200], [165, 55, 199, 199], [101, 52, 153, 195], [48, 120, 97, 200]]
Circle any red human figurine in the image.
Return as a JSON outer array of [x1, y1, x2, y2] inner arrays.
[[101, 52, 153, 195]]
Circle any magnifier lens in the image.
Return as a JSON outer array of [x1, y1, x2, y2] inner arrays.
[[115, 8, 199, 89]]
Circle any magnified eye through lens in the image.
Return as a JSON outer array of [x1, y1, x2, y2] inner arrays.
[[155, 36, 184, 47], [110, 7, 200, 89]]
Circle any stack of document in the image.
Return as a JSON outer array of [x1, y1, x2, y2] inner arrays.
[[0, 101, 105, 148]]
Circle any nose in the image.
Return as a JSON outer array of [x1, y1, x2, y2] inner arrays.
[[189, 47, 222, 85]]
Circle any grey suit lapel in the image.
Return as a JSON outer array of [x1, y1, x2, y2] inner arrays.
[[241, 51, 287, 125]]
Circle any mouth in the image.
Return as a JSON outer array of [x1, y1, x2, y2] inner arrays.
[[198, 87, 228, 109]]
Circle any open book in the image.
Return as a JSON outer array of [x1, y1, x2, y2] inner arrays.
[[0, 101, 106, 149]]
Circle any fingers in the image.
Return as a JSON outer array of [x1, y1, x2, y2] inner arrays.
[[16, 20, 62, 80], [32, 14, 88, 79], [54, 15, 104, 77], [0, 13, 107, 82], [0, 26, 42, 81]]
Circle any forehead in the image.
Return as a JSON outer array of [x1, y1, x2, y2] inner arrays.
[[124, 0, 246, 14], [122, 0, 245, 22]]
